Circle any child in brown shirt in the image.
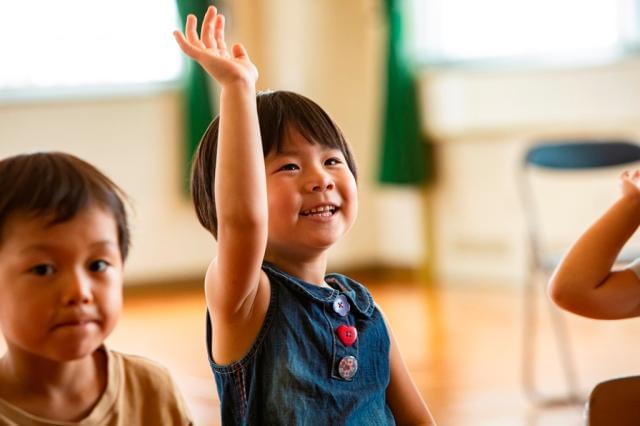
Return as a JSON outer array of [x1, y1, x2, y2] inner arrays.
[[0, 152, 193, 425]]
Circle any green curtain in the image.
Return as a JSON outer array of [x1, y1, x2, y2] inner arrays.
[[176, 0, 215, 192], [378, 0, 433, 185]]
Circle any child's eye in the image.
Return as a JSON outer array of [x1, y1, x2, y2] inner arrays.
[[278, 163, 299, 172], [30, 264, 55, 276], [89, 260, 109, 273], [325, 157, 342, 166]]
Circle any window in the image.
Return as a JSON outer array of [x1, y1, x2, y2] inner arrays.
[[409, 0, 640, 66], [0, 0, 183, 93]]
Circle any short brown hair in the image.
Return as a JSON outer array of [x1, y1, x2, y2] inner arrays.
[[191, 90, 357, 239], [0, 152, 130, 260]]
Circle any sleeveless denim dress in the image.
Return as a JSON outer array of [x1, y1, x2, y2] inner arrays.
[[206, 262, 395, 425]]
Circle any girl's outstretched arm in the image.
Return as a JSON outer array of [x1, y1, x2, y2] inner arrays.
[[174, 8, 268, 338], [549, 171, 640, 319]]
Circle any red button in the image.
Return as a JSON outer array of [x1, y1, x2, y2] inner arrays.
[[336, 324, 357, 347]]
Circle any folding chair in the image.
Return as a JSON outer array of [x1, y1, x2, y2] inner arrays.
[[586, 375, 640, 425], [519, 140, 640, 406]]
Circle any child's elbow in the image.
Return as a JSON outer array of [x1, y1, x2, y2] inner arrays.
[[548, 275, 602, 317], [547, 276, 577, 311]]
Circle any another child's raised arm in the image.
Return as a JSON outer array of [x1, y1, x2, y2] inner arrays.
[[174, 8, 267, 321], [549, 171, 640, 319]]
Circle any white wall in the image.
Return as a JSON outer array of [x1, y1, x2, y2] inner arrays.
[[421, 58, 640, 284]]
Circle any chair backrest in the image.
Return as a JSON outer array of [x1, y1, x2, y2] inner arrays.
[[524, 140, 640, 170], [520, 139, 640, 270], [587, 375, 640, 425]]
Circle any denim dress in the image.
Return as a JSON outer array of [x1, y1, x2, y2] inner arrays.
[[206, 262, 395, 425]]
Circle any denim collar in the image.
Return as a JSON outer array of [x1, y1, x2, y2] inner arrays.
[[262, 262, 374, 318]]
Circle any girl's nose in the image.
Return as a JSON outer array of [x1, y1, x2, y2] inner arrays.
[[305, 172, 335, 192], [62, 271, 93, 306]]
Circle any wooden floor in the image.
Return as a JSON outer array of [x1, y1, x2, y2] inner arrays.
[[3, 277, 640, 425]]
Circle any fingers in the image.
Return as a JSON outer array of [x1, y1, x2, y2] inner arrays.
[[176, 8, 228, 55], [620, 170, 640, 195], [173, 31, 201, 59], [185, 14, 205, 49], [201, 6, 217, 49], [215, 14, 228, 56], [232, 43, 248, 59]]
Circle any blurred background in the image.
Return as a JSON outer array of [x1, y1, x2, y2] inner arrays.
[[3, 0, 640, 424]]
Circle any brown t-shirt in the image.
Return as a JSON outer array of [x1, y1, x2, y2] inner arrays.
[[0, 348, 193, 425]]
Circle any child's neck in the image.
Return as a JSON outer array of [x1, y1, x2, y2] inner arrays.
[[265, 251, 328, 285], [0, 346, 107, 421]]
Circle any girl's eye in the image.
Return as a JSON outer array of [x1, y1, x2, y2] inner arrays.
[[325, 157, 342, 166], [279, 163, 299, 172], [89, 260, 109, 273], [30, 264, 55, 276]]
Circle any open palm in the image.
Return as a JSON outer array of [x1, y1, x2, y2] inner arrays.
[[174, 6, 258, 86]]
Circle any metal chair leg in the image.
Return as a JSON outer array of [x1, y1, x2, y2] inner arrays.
[[522, 268, 584, 406]]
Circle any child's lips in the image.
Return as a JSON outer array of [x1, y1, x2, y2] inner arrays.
[[51, 314, 100, 330], [52, 319, 98, 330]]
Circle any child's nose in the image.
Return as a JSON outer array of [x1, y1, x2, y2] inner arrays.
[[305, 172, 335, 192], [61, 272, 94, 306]]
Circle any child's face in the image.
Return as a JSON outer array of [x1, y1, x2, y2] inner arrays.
[[264, 126, 358, 258], [0, 205, 123, 362]]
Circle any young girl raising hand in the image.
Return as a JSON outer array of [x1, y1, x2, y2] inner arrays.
[[174, 7, 435, 425]]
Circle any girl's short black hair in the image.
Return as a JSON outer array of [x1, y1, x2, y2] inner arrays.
[[0, 152, 130, 260], [191, 90, 357, 239]]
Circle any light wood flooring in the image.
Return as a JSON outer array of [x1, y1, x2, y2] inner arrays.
[[2, 277, 640, 425]]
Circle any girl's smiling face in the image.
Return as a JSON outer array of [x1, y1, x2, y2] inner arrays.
[[264, 126, 358, 261], [0, 205, 123, 363]]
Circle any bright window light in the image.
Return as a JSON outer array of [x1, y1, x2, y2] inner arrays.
[[410, 0, 639, 64], [0, 0, 183, 91]]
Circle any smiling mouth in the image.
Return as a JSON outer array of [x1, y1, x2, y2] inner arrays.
[[300, 205, 339, 217]]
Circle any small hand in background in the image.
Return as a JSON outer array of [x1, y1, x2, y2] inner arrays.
[[174, 6, 258, 87], [620, 170, 640, 198]]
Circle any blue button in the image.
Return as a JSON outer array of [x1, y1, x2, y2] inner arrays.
[[338, 356, 358, 380], [333, 294, 350, 317]]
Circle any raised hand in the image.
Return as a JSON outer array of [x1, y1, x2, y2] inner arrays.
[[174, 6, 258, 87], [620, 170, 640, 198]]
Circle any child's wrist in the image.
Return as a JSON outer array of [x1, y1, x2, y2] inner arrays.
[[220, 79, 256, 96], [220, 80, 256, 98], [219, 72, 256, 89]]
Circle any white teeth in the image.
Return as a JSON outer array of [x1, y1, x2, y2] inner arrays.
[[302, 205, 336, 216]]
